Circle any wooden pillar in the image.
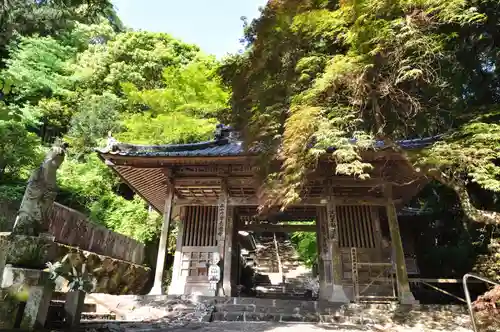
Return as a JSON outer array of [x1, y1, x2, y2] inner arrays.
[[168, 206, 185, 295], [223, 206, 234, 296], [326, 196, 349, 303], [384, 185, 418, 304], [317, 206, 329, 300], [217, 179, 229, 296], [149, 183, 174, 295]]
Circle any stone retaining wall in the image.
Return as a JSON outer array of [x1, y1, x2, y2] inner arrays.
[[47, 203, 145, 265], [0, 201, 145, 265], [5, 235, 151, 295]]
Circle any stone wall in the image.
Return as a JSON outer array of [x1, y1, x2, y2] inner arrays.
[[47, 203, 145, 265]]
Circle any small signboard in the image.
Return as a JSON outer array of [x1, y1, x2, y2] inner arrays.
[[208, 264, 220, 283]]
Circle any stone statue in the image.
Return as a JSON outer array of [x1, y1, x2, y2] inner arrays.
[[12, 143, 68, 236]]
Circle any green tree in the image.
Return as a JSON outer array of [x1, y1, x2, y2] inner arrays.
[[117, 56, 229, 144], [0, 120, 41, 181], [0, 0, 120, 62], [220, 0, 500, 224], [73, 31, 200, 94], [67, 92, 122, 154]]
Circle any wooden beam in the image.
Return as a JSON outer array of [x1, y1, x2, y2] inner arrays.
[[240, 224, 316, 233], [175, 196, 398, 206], [173, 176, 386, 187]]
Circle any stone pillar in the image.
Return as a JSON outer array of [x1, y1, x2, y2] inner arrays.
[[217, 180, 228, 296], [168, 207, 185, 295], [149, 184, 175, 295], [384, 186, 417, 304], [326, 197, 349, 303], [21, 272, 54, 330], [64, 290, 85, 327]]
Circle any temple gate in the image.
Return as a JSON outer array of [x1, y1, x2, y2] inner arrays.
[[97, 125, 433, 303]]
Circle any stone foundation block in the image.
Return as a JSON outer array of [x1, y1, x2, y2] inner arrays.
[[19, 270, 54, 330], [64, 290, 85, 327]]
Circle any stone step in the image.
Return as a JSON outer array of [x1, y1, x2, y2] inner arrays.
[[212, 311, 321, 322], [81, 312, 117, 321], [49, 300, 97, 313], [213, 311, 380, 325], [215, 302, 323, 315]]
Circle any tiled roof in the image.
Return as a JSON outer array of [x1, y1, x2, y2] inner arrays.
[[97, 130, 440, 158]]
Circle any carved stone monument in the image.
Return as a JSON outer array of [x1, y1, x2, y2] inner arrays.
[[12, 143, 68, 236]]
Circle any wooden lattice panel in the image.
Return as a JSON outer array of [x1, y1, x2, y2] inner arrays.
[[338, 205, 379, 249], [182, 206, 217, 246]]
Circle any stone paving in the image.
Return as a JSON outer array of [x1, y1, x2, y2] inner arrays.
[[81, 294, 473, 332], [78, 321, 472, 332]]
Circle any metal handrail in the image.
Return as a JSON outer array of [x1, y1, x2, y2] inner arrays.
[[463, 273, 500, 332]]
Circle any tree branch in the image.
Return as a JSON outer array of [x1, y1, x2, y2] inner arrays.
[[382, 138, 500, 225], [431, 172, 500, 225]]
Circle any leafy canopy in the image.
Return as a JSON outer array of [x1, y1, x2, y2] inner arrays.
[[220, 0, 500, 223]]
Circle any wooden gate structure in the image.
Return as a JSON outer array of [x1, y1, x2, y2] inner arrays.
[[97, 125, 434, 304]]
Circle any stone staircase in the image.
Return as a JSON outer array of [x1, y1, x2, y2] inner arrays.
[[211, 297, 471, 328], [253, 235, 316, 299], [212, 297, 332, 322]]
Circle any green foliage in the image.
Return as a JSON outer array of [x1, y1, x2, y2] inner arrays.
[[119, 113, 217, 145], [0, 183, 25, 202], [3, 36, 76, 101], [57, 154, 117, 208], [57, 154, 162, 243], [0, 120, 42, 180], [290, 230, 317, 267], [94, 196, 163, 243], [72, 31, 200, 93], [0, 0, 117, 55], [67, 92, 123, 154], [117, 57, 228, 144]]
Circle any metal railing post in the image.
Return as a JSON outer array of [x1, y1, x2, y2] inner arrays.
[[462, 273, 500, 332]]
